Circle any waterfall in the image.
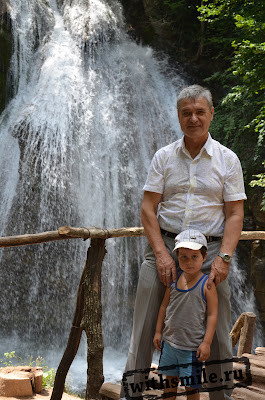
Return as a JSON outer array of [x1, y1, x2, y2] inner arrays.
[[0, 0, 263, 395], [0, 0, 182, 391]]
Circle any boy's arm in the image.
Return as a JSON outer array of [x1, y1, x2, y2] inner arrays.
[[153, 287, 170, 351], [197, 282, 218, 361]]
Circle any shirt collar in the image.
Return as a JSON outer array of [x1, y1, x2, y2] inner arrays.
[[178, 133, 213, 157], [204, 133, 213, 156]]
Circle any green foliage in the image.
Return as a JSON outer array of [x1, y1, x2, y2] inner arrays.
[[35, 356, 57, 389], [250, 163, 265, 190], [250, 162, 265, 211], [0, 351, 23, 367], [160, 0, 202, 59], [197, 0, 265, 207]]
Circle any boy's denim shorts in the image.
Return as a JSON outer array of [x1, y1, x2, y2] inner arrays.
[[158, 341, 203, 388]]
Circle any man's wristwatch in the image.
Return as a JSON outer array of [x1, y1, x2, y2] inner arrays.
[[218, 252, 232, 263]]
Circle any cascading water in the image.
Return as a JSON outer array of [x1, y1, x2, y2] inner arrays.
[[0, 0, 263, 394]]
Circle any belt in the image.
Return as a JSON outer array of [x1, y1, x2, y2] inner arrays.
[[160, 228, 222, 243]]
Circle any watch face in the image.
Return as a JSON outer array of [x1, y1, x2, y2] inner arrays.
[[219, 252, 232, 262]]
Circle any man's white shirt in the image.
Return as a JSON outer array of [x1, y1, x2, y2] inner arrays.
[[143, 133, 247, 236]]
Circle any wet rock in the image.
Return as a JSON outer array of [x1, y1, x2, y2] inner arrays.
[[0, 0, 12, 114], [0, 0, 10, 16]]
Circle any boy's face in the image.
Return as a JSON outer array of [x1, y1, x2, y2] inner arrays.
[[177, 247, 207, 274]]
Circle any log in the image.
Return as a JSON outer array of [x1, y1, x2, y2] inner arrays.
[[240, 231, 265, 240], [50, 267, 86, 400], [0, 230, 68, 247], [58, 225, 146, 239], [0, 228, 264, 249], [230, 313, 246, 347], [0, 226, 145, 248], [237, 312, 256, 357], [255, 347, 265, 356]]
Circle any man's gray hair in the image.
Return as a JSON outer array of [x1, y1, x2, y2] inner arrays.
[[177, 84, 213, 110]]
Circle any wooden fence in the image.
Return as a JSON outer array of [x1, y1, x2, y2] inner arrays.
[[0, 226, 264, 399]]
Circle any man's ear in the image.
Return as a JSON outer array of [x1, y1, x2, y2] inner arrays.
[[203, 252, 208, 262], [210, 106, 214, 121]]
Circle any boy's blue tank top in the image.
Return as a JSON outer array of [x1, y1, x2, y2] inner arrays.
[[162, 272, 209, 351]]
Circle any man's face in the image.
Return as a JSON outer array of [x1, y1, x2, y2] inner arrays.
[[178, 97, 214, 141]]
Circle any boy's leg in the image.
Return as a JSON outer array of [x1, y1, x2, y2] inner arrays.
[[185, 387, 200, 400], [163, 376, 179, 400], [158, 341, 180, 400]]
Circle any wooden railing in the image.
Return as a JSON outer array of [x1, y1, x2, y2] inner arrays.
[[0, 226, 264, 248], [0, 226, 264, 399]]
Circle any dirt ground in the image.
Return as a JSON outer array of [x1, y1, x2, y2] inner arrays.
[[0, 388, 83, 400]]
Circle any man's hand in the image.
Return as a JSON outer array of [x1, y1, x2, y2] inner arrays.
[[207, 255, 230, 289], [140, 191, 177, 286], [156, 252, 177, 287], [153, 332, 162, 351], [207, 199, 244, 290], [196, 341, 211, 362]]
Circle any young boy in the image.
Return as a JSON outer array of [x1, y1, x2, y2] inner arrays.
[[153, 229, 218, 400]]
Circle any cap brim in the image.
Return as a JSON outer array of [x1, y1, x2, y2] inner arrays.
[[172, 241, 203, 252]]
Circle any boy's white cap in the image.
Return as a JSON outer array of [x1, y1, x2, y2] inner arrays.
[[173, 229, 207, 252]]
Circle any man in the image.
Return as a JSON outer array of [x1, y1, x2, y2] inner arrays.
[[121, 85, 246, 400]]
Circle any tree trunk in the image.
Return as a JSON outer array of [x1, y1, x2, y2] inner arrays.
[[81, 239, 107, 400]]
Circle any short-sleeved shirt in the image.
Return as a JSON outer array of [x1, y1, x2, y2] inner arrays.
[[143, 134, 247, 236]]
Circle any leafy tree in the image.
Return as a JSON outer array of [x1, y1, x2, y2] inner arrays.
[[161, 0, 202, 60], [198, 0, 265, 205], [250, 162, 265, 211]]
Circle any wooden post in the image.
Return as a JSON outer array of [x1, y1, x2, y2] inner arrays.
[[81, 238, 107, 400], [50, 238, 107, 400], [230, 313, 246, 347], [237, 312, 256, 357], [50, 268, 86, 400]]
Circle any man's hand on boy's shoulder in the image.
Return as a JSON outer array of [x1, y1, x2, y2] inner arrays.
[[207, 256, 230, 289]]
